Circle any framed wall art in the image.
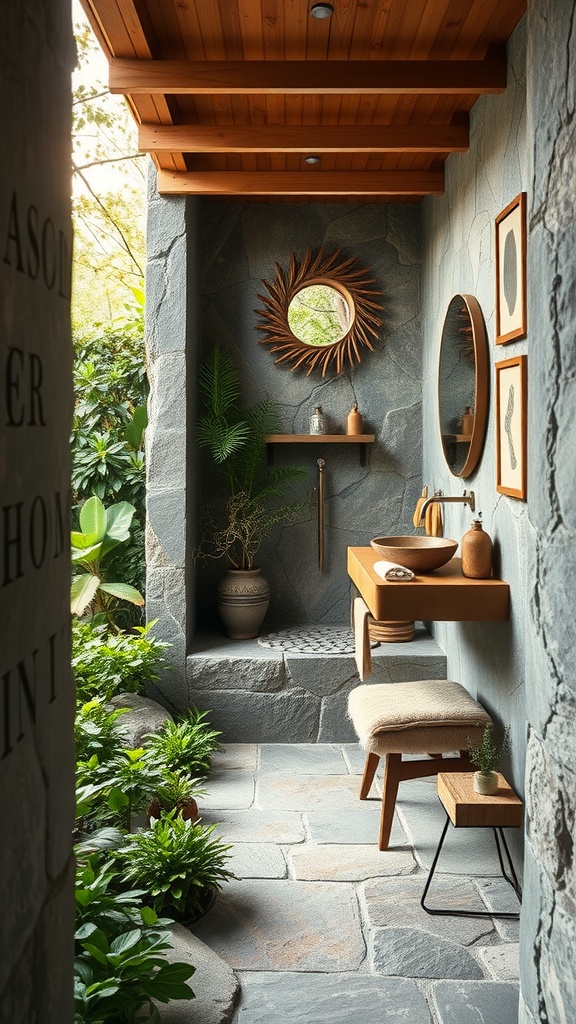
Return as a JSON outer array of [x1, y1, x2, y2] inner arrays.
[[495, 354, 527, 499], [495, 192, 527, 345]]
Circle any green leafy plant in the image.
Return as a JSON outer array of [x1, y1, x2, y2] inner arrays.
[[467, 724, 511, 775], [195, 347, 308, 569], [75, 699, 129, 765], [74, 857, 194, 1024], [147, 770, 205, 822], [94, 748, 167, 831], [113, 812, 234, 919], [145, 707, 223, 777], [71, 495, 144, 628], [72, 620, 169, 703]]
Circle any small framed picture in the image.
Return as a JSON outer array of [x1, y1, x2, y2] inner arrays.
[[495, 355, 527, 499], [495, 192, 527, 344]]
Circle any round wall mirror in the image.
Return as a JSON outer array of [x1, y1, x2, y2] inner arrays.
[[287, 283, 353, 347], [438, 294, 488, 478], [255, 246, 383, 376]]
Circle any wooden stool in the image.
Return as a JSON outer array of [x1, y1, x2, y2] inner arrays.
[[421, 772, 523, 918], [348, 680, 492, 850]]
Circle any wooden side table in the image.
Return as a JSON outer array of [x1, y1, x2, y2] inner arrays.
[[421, 772, 523, 919]]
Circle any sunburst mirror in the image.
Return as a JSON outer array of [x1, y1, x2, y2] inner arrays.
[[254, 247, 383, 376]]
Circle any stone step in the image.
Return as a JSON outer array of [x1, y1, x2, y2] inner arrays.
[[186, 625, 446, 742]]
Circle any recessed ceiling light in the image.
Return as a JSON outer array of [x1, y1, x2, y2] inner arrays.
[[311, 3, 334, 19], [304, 155, 321, 164]]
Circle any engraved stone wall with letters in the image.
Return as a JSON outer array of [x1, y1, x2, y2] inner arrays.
[[0, 2, 75, 1020]]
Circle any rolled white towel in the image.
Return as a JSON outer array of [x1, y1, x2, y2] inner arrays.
[[373, 559, 415, 582]]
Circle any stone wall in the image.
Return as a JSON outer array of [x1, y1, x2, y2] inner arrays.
[[520, 2, 576, 1020], [145, 179, 201, 709], [0, 2, 75, 1020], [421, 21, 529, 840], [197, 201, 423, 627]]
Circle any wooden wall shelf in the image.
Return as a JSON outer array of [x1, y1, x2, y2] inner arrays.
[[266, 433, 375, 466], [347, 548, 510, 622]]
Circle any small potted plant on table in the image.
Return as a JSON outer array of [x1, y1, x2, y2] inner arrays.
[[468, 723, 511, 795]]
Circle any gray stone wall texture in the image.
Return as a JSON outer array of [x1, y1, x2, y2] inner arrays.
[[421, 21, 528, 848], [0, 2, 75, 1021], [145, 180, 201, 709], [197, 201, 423, 628], [520, 2, 576, 1021]]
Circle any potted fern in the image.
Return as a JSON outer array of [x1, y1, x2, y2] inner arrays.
[[195, 348, 307, 638]]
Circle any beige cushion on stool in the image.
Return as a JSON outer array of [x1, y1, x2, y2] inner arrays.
[[348, 679, 492, 753], [347, 679, 492, 850]]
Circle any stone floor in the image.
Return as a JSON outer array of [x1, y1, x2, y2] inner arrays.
[[192, 743, 521, 1024]]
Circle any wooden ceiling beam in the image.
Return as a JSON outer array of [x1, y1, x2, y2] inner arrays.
[[111, 58, 506, 96], [140, 122, 469, 154], [156, 169, 445, 196]]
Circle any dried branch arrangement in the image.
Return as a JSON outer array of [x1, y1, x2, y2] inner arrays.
[[254, 247, 383, 376]]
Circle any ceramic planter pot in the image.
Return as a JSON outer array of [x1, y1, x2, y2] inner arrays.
[[473, 770, 499, 795], [218, 567, 270, 639]]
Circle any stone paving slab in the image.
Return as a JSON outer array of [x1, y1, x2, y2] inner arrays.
[[202, 773, 256, 810], [257, 773, 376, 810], [304, 807, 407, 847], [212, 744, 258, 771], [192, 879, 366, 972], [258, 743, 348, 775], [340, 743, 371, 774], [228, 843, 287, 880], [200, 808, 306, 844], [289, 843, 415, 881], [234, 972, 432, 1023], [371, 927, 484, 980], [396, 779, 506, 874], [476, 879, 521, 942], [477, 944, 520, 981], [361, 875, 497, 946], [431, 980, 519, 1024]]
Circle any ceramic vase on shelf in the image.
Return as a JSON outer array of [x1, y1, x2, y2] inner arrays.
[[461, 517, 493, 578], [473, 770, 499, 796], [346, 403, 363, 435], [217, 568, 270, 639]]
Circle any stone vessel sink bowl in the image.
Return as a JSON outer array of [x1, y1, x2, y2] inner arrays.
[[370, 536, 458, 573]]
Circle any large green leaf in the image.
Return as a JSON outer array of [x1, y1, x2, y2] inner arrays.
[[79, 496, 107, 541], [71, 529, 101, 550], [99, 582, 145, 606], [124, 404, 148, 450], [105, 501, 136, 541], [71, 541, 103, 564], [71, 573, 100, 616]]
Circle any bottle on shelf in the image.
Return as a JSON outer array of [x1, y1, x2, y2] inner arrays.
[[460, 406, 474, 436], [461, 514, 493, 578], [309, 405, 326, 435], [346, 402, 363, 435]]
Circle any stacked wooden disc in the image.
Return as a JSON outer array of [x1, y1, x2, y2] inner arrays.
[[368, 617, 415, 643]]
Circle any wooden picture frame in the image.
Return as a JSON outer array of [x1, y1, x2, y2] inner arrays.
[[495, 355, 527, 499], [495, 192, 527, 344]]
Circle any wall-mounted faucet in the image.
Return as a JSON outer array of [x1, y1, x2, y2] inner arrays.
[[420, 490, 475, 518]]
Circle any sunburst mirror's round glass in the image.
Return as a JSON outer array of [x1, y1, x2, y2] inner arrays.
[[287, 284, 352, 347]]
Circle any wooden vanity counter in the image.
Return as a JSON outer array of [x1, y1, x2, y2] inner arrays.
[[347, 548, 510, 622]]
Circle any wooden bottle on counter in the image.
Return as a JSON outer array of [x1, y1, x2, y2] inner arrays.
[[461, 517, 493, 578]]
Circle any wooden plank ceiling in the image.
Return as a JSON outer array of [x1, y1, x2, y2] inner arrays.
[[80, 0, 526, 202]]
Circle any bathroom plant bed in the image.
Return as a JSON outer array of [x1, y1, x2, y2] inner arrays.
[[347, 549, 509, 622]]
